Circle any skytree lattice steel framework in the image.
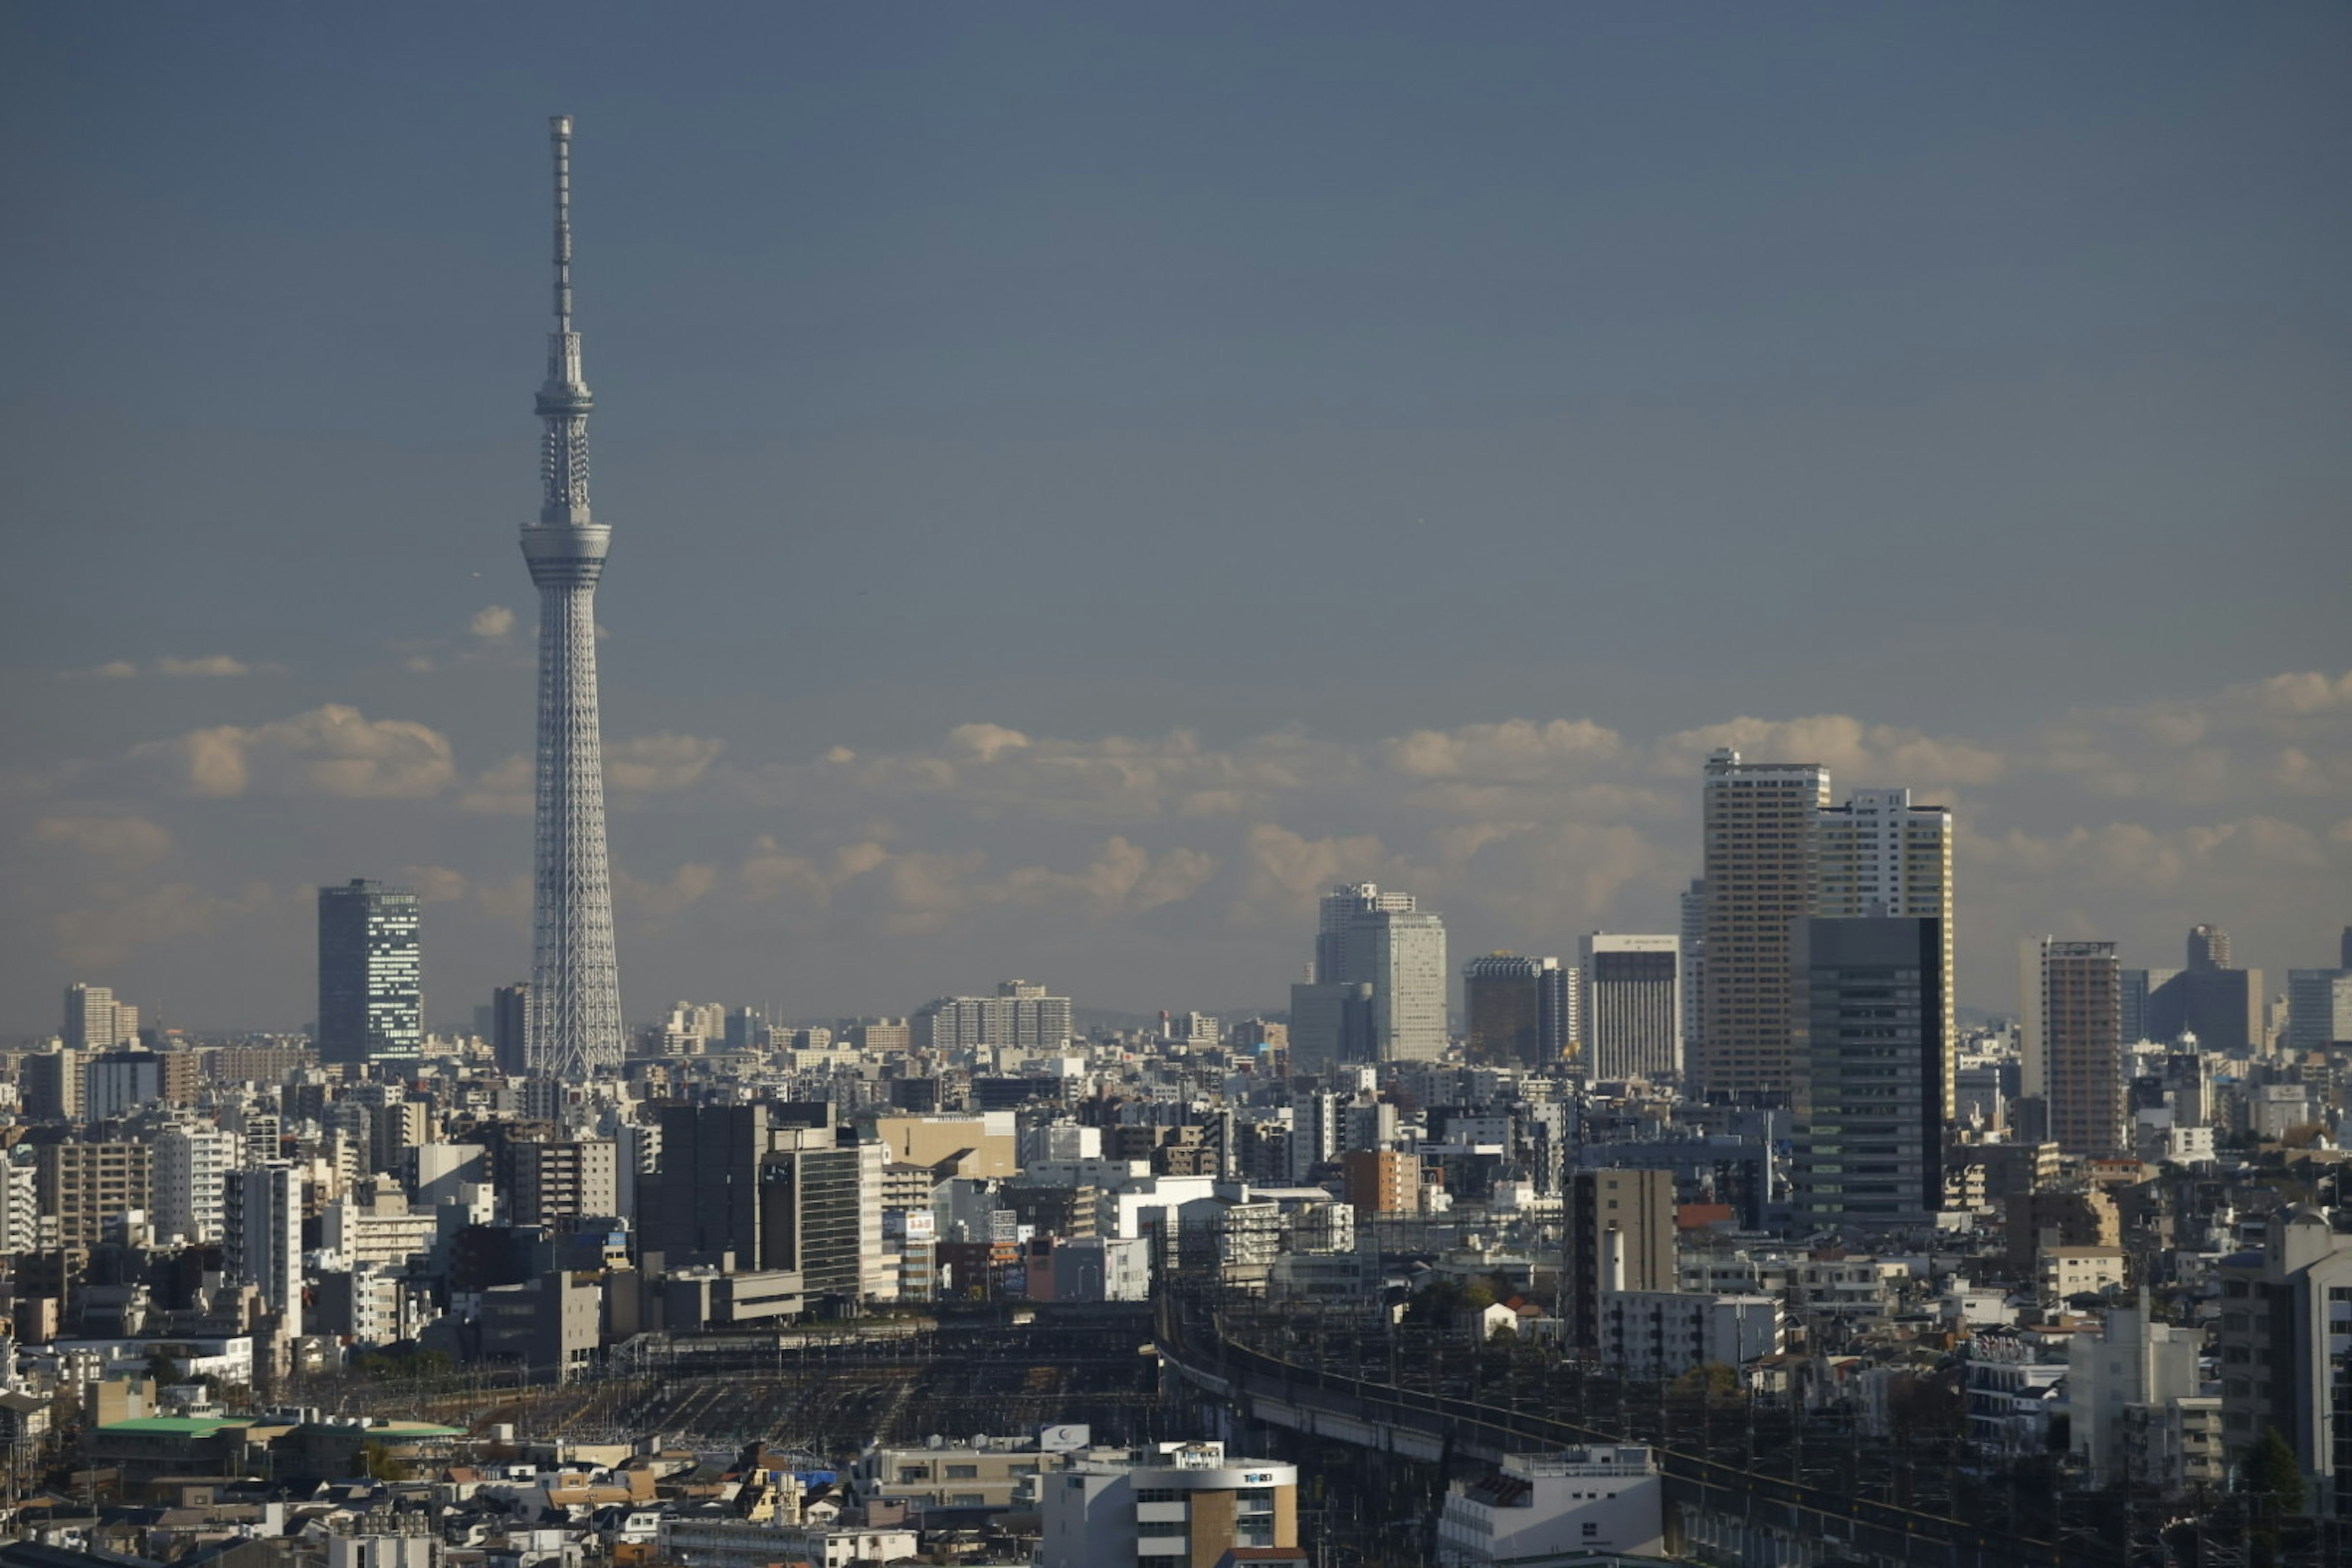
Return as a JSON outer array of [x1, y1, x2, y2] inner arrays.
[[522, 115, 623, 1077]]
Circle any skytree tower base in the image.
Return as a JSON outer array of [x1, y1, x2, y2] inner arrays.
[[523, 115, 624, 1077]]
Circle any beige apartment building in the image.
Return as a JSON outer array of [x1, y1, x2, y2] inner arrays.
[[36, 1140, 154, 1248]]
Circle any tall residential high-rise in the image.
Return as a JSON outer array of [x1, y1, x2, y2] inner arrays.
[[1789, 918, 1946, 1234], [316, 880, 423, 1068], [1294, 883, 1448, 1065], [227, 1163, 305, 1339], [2023, 938, 2126, 1157], [1537, 957, 1577, 1070], [1814, 787, 1955, 1120], [522, 115, 624, 1079], [63, 983, 137, 1050], [1677, 878, 1706, 1071], [1581, 933, 1681, 1083], [1568, 1167, 1675, 1352], [2185, 923, 2231, 971], [491, 983, 530, 1075], [1696, 751, 1830, 1102]]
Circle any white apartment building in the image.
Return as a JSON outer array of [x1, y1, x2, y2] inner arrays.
[[2068, 1296, 2203, 1488], [320, 1191, 442, 1273], [1436, 1446, 1667, 1565], [911, 980, 1074, 1052], [857, 1139, 892, 1304], [1600, 1289, 1783, 1379], [153, 1123, 240, 1245], [2040, 1246, 2128, 1303], [1966, 1332, 2071, 1455], [0, 1152, 37, 1255]]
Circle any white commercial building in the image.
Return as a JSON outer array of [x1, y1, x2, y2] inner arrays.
[[1580, 933, 1681, 1082], [1436, 1446, 1667, 1565], [1040, 1442, 1297, 1567], [1098, 1174, 1219, 1240]]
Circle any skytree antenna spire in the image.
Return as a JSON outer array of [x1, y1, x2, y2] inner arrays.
[[522, 113, 623, 1079]]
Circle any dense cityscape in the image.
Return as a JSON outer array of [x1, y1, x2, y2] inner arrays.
[[7, 10, 2351, 1568]]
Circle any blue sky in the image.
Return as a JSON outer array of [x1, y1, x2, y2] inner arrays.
[[4, 4, 2347, 1030]]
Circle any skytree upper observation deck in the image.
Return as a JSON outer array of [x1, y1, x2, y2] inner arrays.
[[522, 115, 623, 1079]]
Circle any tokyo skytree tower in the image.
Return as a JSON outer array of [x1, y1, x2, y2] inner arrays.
[[521, 115, 623, 1077]]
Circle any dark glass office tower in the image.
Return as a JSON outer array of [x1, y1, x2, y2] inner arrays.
[[317, 880, 422, 1068]]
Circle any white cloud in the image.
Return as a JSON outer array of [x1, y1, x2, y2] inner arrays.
[[470, 605, 516, 639], [949, 723, 1030, 762], [67, 654, 268, 679], [1383, 718, 1623, 780], [608, 733, 725, 795], [459, 755, 535, 815], [156, 654, 255, 677], [135, 704, 455, 799], [616, 862, 720, 919], [2255, 670, 2352, 717]]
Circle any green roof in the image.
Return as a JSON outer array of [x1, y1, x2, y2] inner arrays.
[[97, 1416, 254, 1435]]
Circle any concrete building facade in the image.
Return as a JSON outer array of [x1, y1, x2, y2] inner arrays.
[[1580, 933, 1679, 1084]]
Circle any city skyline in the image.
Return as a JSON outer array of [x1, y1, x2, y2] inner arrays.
[[4, 6, 2348, 1032]]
